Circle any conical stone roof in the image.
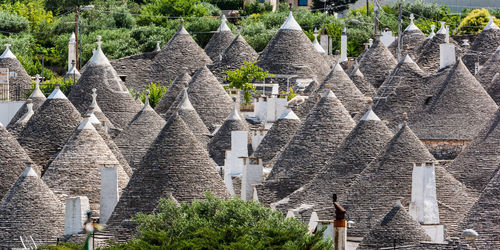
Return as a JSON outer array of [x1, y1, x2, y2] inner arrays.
[[149, 21, 212, 85], [0, 122, 39, 199], [187, 65, 233, 131], [476, 45, 500, 90], [411, 59, 497, 140], [106, 113, 230, 240], [68, 37, 141, 129], [110, 50, 159, 92], [315, 63, 370, 116], [388, 14, 427, 59], [6, 99, 34, 137], [339, 124, 476, 237], [7, 76, 46, 133], [462, 16, 500, 72], [257, 11, 331, 81], [357, 202, 432, 250], [208, 101, 249, 166], [42, 115, 130, 216], [458, 168, 500, 249], [204, 15, 235, 61], [0, 167, 65, 248], [257, 90, 355, 205], [373, 55, 429, 131], [444, 108, 500, 192], [155, 72, 191, 115], [0, 44, 32, 101], [274, 109, 393, 212], [87, 88, 116, 132], [349, 67, 376, 97], [487, 71, 500, 105], [210, 33, 259, 80], [85, 99, 133, 177], [165, 89, 211, 147], [114, 94, 166, 171], [252, 109, 301, 167], [18, 86, 82, 171], [416, 23, 463, 73], [358, 38, 398, 88]]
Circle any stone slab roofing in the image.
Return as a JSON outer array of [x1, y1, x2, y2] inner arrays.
[[388, 15, 427, 60], [349, 67, 376, 97], [17, 87, 81, 172], [106, 113, 230, 241], [110, 51, 159, 92], [0, 45, 32, 101], [339, 124, 477, 237], [208, 102, 248, 166], [411, 59, 497, 141], [187, 65, 233, 131], [416, 30, 463, 74], [204, 15, 235, 62], [0, 167, 65, 248], [68, 37, 142, 129], [42, 116, 129, 216], [114, 97, 166, 171], [155, 72, 191, 115], [252, 109, 301, 167], [458, 167, 500, 249], [165, 88, 211, 147], [373, 55, 429, 131], [209, 33, 259, 81], [444, 108, 500, 193], [358, 38, 398, 88], [357, 202, 432, 250], [476, 45, 500, 91], [273, 109, 393, 213], [462, 17, 500, 72], [7, 78, 46, 133], [0, 122, 38, 199], [148, 22, 212, 86], [257, 90, 355, 205], [257, 12, 331, 82]]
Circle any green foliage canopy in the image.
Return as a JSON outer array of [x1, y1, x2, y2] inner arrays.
[[224, 61, 273, 105]]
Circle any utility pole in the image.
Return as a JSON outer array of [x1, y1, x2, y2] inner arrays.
[[74, 6, 79, 70], [374, 0, 379, 37], [397, 2, 402, 61], [366, 0, 369, 16]]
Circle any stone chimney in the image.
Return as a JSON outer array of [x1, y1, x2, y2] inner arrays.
[[241, 157, 263, 201], [439, 25, 456, 69], [68, 32, 77, 71]]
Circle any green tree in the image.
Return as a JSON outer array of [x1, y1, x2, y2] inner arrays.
[[458, 9, 500, 34], [224, 61, 273, 105], [106, 194, 332, 249]]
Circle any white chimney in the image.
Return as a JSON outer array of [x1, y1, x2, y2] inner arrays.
[[340, 27, 348, 62], [65, 196, 90, 235], [439, 26, 455, 69], [68, 32, 77, 71], [409, 162, 445, 243], [100, 165, 119, 224], [241, 157, 263, 201]]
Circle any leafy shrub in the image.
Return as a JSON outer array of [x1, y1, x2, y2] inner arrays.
[[0, 11, 28, 33], [138, 0, 220, 27], [130, 82, 168, 108], [186, 17, 227, 47], [458, 9, 500, 34], [241, 2, 273, 16], [207, 0, 243, 10], [105, 194, 332, 249], [224, 61, 273, 104]]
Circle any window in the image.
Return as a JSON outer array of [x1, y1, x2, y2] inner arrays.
[[298, 0, 308, 6]]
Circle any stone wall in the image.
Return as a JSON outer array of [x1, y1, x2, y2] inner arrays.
[[421, 140, 469, 160]]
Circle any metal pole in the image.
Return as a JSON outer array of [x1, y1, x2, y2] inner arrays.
[[41, 55, 44, 83], [74, 6, 79, 70], [397, 2, 402, 61], [366, 0, 369, 16], [374, 1, 379, 37]]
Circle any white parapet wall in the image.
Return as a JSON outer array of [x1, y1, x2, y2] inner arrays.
[[65, 196, 90, 235], [100, 166, 119, 224], [0, 101, 24, 125], [439, 43, 456, 69]]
